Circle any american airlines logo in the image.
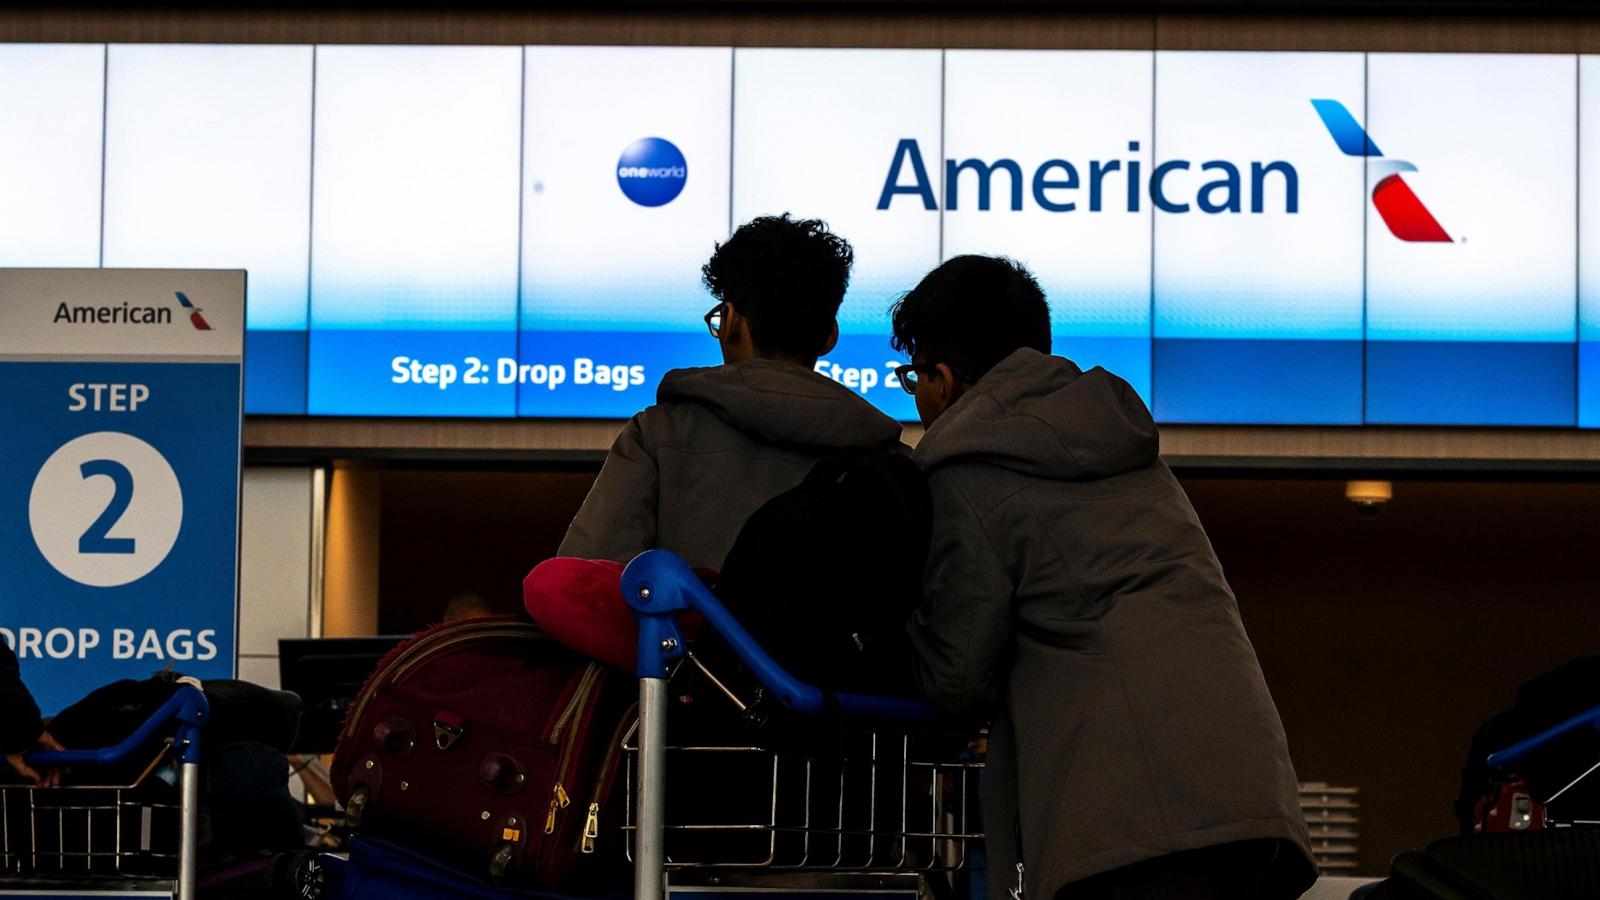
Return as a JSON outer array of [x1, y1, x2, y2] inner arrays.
[[876, 139, 1300, 215], [1312, 99, 1452, 243], [51, 291, 213, 329], [175, 291, 213, 330]]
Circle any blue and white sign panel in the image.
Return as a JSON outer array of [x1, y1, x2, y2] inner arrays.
[[0, 269, 243, 714]]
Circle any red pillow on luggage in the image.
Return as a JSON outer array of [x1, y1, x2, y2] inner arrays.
[[523, 557, 710, 672]]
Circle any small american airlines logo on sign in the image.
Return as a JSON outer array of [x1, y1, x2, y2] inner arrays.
[[174, 292, 212, 331], [51, 291, 213, 330]]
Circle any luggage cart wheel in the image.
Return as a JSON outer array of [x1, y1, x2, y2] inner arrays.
[[290, 852, 325, 899]]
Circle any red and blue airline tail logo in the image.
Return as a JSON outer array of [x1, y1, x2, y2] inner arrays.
[[174, 291, 213, 331], [1311, 99, 1452, 243]]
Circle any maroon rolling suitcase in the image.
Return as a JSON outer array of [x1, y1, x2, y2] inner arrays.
[[330, 616, 636, 890]]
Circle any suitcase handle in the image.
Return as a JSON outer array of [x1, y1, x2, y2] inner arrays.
[[1486, 703, 1600, 772], [621, 549, 937, 723], [26, 684, 210, 768]]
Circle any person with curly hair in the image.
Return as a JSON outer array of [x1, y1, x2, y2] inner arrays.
[[559, 213, 903, 569]]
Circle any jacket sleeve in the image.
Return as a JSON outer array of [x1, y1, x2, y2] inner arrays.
[[906, 470, 1016, 721], [557, 414, 660, 564], [0, 640, 45, 756]]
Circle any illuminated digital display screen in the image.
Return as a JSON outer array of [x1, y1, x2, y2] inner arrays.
[[2, 43, 1596, 427]]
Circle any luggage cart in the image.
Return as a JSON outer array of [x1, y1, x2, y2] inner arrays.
[[1352, 708, 1600, 898], [622, 550, 984, 900], [1484, 703, 1600, 829], [0, 685, 209, 900]]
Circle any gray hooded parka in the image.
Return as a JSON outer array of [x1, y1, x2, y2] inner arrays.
[[559, 358, 905, 568], [907, 348, 1316, 900]]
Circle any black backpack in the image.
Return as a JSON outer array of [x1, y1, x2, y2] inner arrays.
[[705, 451, 931, 704], [662, 453, 934, 867]]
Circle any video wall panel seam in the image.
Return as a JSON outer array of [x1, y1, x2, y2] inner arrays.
[[96, 43, 107, 268], [1148, 48, 1158, 418], [304, 45, 318, 416], [515, 44, 528, 418], [1361, 50, 1369, 426], [938, 48, 946, 265]]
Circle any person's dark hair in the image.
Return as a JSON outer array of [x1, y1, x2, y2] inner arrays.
[[890, 255, 1051, 383], [702, 213, 853, 359]]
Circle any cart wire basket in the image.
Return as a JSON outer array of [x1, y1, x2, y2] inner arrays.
[[621, 550, 986, 900], [621, 691, 984, 872], [0, 684, 208, 899]]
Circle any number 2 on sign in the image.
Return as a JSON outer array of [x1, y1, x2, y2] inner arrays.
[[78, 459, 136, 555]]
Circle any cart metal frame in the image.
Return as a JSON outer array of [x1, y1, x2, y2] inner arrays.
[[622, 549, 978, 900], [2, 685, 208, 900]]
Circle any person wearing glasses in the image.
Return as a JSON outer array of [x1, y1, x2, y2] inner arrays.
[[558, 213, 902, 569], [892, 255, 1316, 900], [2, 640, 64, 787]]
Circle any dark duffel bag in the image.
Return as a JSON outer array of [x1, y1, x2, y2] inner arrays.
[[1359, 827, 1600, 900], [330, 617, 635, 892]]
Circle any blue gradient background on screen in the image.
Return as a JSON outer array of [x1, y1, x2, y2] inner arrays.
[[0, 45, 103, 268], [519, 46, 731, 416], [6, 43, 1600, 428], [101, 44, 313, 413], [1582, 57, 1600, 428], [733, 48, 943, 421], [308, 46, 523, 416], [942, 50, 1154, 403], [1365, 54, 1577, 425], [1153, 52, 1366, 424]]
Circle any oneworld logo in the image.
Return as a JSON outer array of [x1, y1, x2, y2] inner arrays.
[[616, 137, 687, 207], [876, 139, 1300, 214], [1312, 99, 1452, 243]]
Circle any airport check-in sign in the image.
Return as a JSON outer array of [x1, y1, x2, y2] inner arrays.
[[0, 269, 244, 714]]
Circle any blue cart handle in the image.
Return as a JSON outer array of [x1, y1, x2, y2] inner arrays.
[[622, 549, 937, 723], [1486, 703, 1600, 772], [26, 684, 209, 768]]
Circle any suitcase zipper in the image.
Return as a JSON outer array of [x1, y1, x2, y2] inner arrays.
[[544, 665, 607, 835], [580, 704, 639, 854], [343, 622, 545, 742], [581, 803, 600, 854], [548, 664, 604, 745]]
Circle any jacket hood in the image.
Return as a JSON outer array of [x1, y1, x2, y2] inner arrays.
[[658, 358, 904, 451], [914, 348, 1158, 480]]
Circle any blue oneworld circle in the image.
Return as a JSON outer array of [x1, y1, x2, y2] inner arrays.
[[616, 137, 688, 207]]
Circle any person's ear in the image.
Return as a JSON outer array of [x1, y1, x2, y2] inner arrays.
[[721, 302, 743, 343], [819, 321, 839, 357], [934, 361, 960, 407], [719, 302, 757, 363]]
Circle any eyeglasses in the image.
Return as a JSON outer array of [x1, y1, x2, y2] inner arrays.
[[892, 362, 949, 395], [704, 303, 724, 338], [894, 361, 973, 395]]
